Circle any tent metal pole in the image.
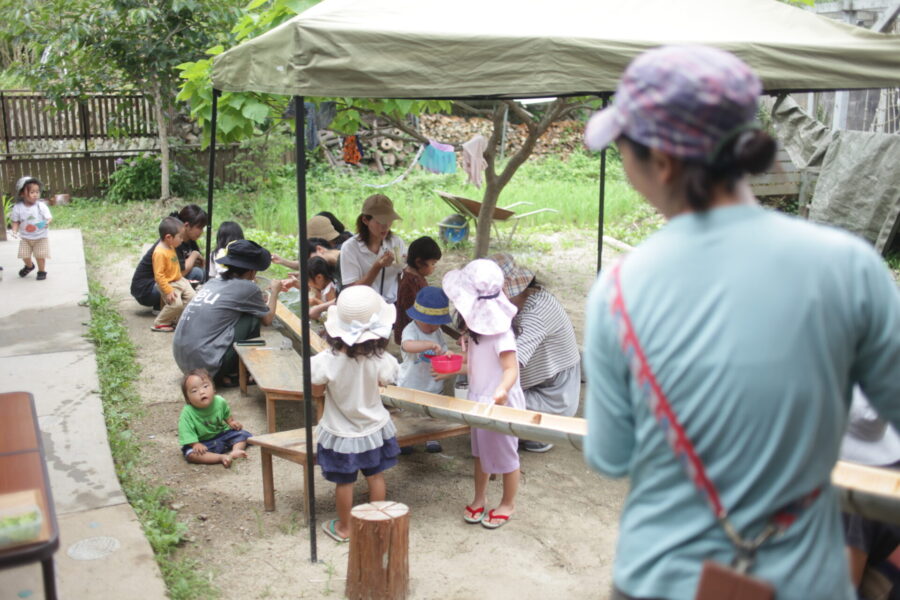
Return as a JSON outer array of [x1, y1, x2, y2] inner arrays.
[[597, 94, 609, 274], [294, 96, 317, 563], [204, 89, 221, 282]]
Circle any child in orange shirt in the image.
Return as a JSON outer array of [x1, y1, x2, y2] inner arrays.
[[151, 216, 195, 332]]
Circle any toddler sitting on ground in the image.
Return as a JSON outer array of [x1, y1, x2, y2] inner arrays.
[[178, 369, 252, 468]]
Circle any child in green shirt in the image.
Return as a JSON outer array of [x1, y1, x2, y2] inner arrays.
[[178, 369, 252, 468]]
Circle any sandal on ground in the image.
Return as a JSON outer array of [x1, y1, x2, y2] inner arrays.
[[481, 509, 512, 529], [322, 519, 348, 543], [150, 324, 175, 333], [19, 264, 35, 278], [463, 505, 485, 524], [36, 271, 47, 281]]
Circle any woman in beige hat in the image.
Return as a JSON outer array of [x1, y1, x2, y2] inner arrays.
[[339, 194, 407, 304]]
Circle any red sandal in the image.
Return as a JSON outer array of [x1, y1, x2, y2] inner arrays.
[[481, 509, 512, 529], [463, 505, 485, 524]]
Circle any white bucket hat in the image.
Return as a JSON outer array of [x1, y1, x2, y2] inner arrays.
[[324, 285, 396, 345], [840, 387, 900, 467], [442, 259, 517, 336]]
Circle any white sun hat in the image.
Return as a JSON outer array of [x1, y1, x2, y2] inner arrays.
[[840, 386, 900, 467], [324, 285, 396, 345]]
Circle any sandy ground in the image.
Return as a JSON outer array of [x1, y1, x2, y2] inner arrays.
[[98, 230, 628, 600]]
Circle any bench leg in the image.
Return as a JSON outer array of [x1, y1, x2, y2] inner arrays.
[[238, 357, 248, 395], [266, 396, 276, 433], [42, 558, 57, 600], [262, 448, 275, 512], [302, 463, 310, 515]]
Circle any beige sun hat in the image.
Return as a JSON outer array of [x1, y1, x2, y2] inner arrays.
[[361, 193, 402, 225], [307, 215, 340, 242], [324, 285, 396, 345]]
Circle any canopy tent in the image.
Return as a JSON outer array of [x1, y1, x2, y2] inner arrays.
[[213, 0, 900, 97], [205, 0, 900, 562]]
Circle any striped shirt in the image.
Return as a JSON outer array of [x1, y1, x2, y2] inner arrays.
[[514, 289, 580, 390]]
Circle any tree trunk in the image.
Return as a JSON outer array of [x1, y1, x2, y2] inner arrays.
[[151, 82, 171, 200], [472, 99, 569, 258]]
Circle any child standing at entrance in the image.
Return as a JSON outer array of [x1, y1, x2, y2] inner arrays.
[[443, 259, 524, 529], [311, 285, 401, 542], [151, 216, 196, 332], [10, 176, 52, 280]]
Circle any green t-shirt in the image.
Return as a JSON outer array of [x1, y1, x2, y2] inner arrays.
[[178, 395, 232, 445]]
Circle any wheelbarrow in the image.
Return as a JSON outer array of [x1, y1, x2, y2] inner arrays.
[[434, 190, 559, 246]]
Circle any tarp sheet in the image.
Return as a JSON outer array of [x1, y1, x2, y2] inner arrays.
[[213, 0, 900, 98], [773, 97, 900, 255]]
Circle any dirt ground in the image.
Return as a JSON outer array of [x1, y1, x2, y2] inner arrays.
[[98, 230, 628, 600]]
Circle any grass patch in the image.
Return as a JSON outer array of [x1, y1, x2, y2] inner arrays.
[[84, 282, 217, 599]]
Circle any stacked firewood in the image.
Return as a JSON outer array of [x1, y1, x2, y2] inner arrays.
[[316, 115, 585, 172]]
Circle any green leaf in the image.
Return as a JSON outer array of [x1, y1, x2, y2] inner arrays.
[[241, 100, 270, 123], [206, 44, 225, 56]]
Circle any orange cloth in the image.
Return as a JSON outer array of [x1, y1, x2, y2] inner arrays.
[[152, 243, 181, 295]]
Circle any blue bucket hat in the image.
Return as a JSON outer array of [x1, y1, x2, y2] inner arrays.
[[406, 286, 452, 325]]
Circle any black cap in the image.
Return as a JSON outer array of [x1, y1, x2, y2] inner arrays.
[[215, 240, 271, 271]]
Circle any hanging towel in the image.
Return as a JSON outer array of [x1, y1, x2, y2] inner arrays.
[[419, 140, 457, 174], [462, 134, 488, 187], [342, 135, 363, 164]]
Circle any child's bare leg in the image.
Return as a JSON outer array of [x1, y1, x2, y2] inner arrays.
[[187, 451, 232, 468], [469, 458, 489, 512], [366, 473, 386, 502], [486, 468, 519, 525], [230, 441, 248, 459], [334, 482, 354, 538], [22, 257, 34, 268], [36, 258, 46, 271]]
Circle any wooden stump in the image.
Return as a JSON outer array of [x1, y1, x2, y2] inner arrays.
[[346, 501, 409, 600]]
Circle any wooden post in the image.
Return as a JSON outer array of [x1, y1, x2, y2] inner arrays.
[[346, 501, 409, 600]]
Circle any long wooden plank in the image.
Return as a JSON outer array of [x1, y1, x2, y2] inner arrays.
[[274, 301, 328, 354], [381, 385, 586, 449]]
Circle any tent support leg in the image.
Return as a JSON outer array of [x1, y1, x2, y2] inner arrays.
[[204, 89, 221, 281], [597, 95, 609, 274], [294, 96, 318, 563]]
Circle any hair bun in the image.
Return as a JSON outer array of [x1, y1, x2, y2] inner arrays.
[[733, 130, 776, 175]]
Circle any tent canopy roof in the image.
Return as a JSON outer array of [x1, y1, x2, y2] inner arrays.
[[212, 0, 900, 99]]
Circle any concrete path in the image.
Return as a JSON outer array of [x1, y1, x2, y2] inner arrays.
[[0, 230, 167, 599]]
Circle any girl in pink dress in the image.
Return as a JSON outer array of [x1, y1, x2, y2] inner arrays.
[[443, 259, 525, 529]]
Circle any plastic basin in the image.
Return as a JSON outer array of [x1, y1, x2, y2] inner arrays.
[[431, 353, 463, 373]]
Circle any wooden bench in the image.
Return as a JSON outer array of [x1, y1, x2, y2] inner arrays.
[[0, 392, 60, 599], [235, 344, 324, 433], [247, 409, 469, 513]]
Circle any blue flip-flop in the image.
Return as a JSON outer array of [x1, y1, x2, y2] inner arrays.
[[322, 519, 348, 542]]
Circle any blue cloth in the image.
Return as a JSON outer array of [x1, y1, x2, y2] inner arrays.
[[419, 141, 457, 174], [303, 101, 336, 150], [583, 204, 900, 600], [181, 428, 252, 458], [317, 437, 400, 484]]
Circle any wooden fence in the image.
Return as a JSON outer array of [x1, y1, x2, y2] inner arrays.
[[0, 91, 155, 150], [1, 146, 261, 198]]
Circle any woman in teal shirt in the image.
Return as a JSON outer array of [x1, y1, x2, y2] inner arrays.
[[582, 46, 900, 600]]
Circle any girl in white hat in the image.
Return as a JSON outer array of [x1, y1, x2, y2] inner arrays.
[[442, 259, 525, 529], [311, 285, 401, 542]]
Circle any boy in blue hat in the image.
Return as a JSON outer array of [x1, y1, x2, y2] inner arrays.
[[398, 286, 453, 453]]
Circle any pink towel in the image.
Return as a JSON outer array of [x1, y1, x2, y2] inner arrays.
[[462, 134, 488, 188]]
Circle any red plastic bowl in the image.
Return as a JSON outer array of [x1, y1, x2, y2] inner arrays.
[[431, 353, 463, 374]]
